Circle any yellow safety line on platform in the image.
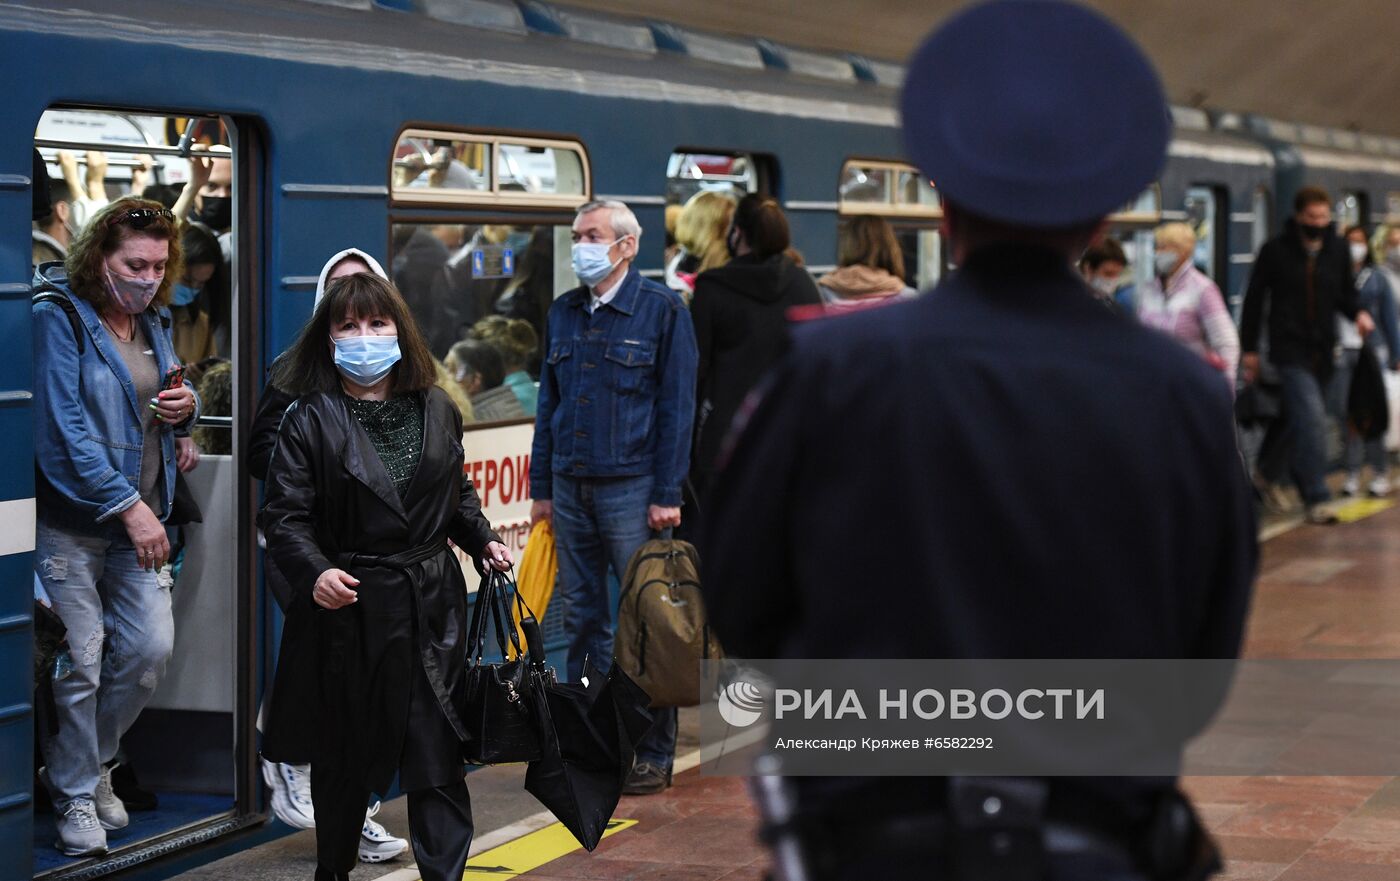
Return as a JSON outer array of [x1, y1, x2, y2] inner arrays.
[[458, 818, 637, 879], [1333, 497, 1395, 523]]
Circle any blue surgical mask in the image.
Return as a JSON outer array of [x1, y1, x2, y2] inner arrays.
[[571, 238, 627, 287], [171, 283, 200, 307], [331, 334, 401, 387]]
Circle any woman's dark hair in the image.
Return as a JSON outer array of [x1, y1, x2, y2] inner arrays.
[[838, 214, 906, 279], [65, 196, 183, 309], [1344, 224, 1374, 266], [1079, 237, 1128, 272], [449, 338, 505, 390], [181, 222, 222, 270], [731, 194, 790, 259], [270, 273, 437, 396]]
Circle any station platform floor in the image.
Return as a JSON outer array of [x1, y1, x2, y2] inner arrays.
[[168, 496, 1400, 881]]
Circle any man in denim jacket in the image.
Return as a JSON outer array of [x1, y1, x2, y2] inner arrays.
[[529, 200, 697, 794]]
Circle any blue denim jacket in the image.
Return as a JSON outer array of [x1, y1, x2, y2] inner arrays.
[[32, 264, 200, 532], [531, 267, 697, 506]]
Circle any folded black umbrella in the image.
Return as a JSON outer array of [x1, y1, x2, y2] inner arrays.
[[521, 632, 654, 851]]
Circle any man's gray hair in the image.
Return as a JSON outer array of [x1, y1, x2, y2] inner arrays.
[[576, 200, 642, 240]]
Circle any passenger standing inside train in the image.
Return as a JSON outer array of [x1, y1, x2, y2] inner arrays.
[[1137, 222, 1239, 388], [32, 198, 200, 856], [260, 273, 513, 881], [248, 247, 411, 864], [529, 200, 697, 795], [169, 222, 220, 365], [690, 195, 820, 506], [1333, 225, 1399, 496], [1078, 236, 1134, 314], [470, 315, 541, 415], [1240, 187, 1374, 524], [702, 3, 1258, 878], [665, 191, 737, 298], [815, 214, 917, 313]]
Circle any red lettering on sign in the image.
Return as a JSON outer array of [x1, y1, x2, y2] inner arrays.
[[518, 454, 531, 500], [484, 459, 499, 506], [500, 457, 515, 505]]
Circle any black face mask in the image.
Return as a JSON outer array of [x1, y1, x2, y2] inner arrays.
[[199, 196, 232, 231], [1299, 222, 1328, 241]]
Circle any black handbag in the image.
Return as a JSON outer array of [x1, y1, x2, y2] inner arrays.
[[461, 570, 544, 765]]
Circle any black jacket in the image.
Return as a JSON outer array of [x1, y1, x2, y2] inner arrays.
[[689, 253, 820, 495], [700, 244, 1258, 821], [1240, 219, 1359, 369], [259, 387, 499, 792]]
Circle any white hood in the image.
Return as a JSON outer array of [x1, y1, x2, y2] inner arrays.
[[314, 247, 388, 309]]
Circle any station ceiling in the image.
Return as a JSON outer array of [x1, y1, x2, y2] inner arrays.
[[567, 0, 1400, 137]]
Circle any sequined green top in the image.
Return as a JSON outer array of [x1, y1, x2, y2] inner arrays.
[[347, 394, 423, 498]]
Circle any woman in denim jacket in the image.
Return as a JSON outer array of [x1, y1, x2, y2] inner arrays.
[[32, 197, 199, 857]]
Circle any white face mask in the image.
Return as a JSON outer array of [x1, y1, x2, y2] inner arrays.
[[1351, 242, 1370, 265], [1388, 246, 1400, 267], [1090, 275, 1119, 297], [1153, 251, 1180, 278]]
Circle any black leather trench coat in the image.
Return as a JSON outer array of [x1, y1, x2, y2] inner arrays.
[[259, 387, 499, 794]]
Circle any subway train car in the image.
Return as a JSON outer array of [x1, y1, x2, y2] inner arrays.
[[5, 2, 1400, 879]]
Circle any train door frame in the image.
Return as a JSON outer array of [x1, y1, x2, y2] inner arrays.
[[29, 105, 266, 880], [1184, 183, 1230, 288]]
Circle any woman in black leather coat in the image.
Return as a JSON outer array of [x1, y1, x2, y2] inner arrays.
[[259, 272, 512, 881]]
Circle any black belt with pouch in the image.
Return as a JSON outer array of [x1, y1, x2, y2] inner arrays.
[[770, 778, 1221, 881]]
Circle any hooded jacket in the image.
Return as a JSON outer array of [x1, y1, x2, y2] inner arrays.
[[817, 264, 917, 307], [1240, 219, 1359, 370], [249, 248, 389, 482], [689, 252, 821, 492]]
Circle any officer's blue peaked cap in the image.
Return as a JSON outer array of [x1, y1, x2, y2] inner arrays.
[[900, 0, 1170, 228]]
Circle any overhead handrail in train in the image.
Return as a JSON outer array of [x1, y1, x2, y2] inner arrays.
[[34, 138, 231, 158]]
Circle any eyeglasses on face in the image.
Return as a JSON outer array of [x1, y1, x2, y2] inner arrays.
[[110, 208, 176, 230]]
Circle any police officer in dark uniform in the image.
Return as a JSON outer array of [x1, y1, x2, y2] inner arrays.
[[700, 2, 1258, 879]]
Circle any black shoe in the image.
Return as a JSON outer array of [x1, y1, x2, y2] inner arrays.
[[110, 761, 158, 812], [622, 761, 671, 795], [314, 868, 349, 881]]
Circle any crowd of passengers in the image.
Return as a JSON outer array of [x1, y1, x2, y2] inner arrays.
[[25, 141, 1395, 867]]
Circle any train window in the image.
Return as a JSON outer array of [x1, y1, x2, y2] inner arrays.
[[1106, 185, 1162, 291], [665, 150, 769, 205], [838, 159, 941, 218], [1387, 191, 1400, 225], [32, 107, 245, 875], [390, 221, 573, 402], [392, 128, 590, 207], [1335, 190, 1367, 230]]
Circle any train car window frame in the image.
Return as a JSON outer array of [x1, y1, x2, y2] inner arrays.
[[1252, 187, 1273, 255], [837, 158, 942, 219], [1104, 185, 1162, 292], [1387, 191, 1400, 226], [31, 104, 261, 880], [1184, 184, 1229, 284], [391, 126, 592, 209], [665, 148, 776, 206]]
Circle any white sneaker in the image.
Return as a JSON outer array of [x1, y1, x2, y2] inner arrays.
[[1342, 474, 1361, 497], [1369, 475, 1392, 497], [55, 798, 107, 857], [358, 801, 408, 863], [261, 758, 315, 829], [93, 764, 129, 831]]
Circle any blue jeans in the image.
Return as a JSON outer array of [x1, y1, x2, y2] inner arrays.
[[1279, 364, 1333, 505], [36, 519, 174, 805], [552, 474, 677, 769]]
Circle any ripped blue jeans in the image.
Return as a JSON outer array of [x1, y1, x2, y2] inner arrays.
[[36, 519, 173, 806]]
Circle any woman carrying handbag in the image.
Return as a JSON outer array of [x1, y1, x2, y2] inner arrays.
[[259, 272, 513, 881]]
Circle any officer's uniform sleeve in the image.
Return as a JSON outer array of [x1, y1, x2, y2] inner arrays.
[[699, 355, 806, 660]]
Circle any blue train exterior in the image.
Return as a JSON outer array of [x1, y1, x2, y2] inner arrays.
[[4, 1, 1400, 878]]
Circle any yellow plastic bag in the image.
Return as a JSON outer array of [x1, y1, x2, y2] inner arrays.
[[510, 519, 557, 648]]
